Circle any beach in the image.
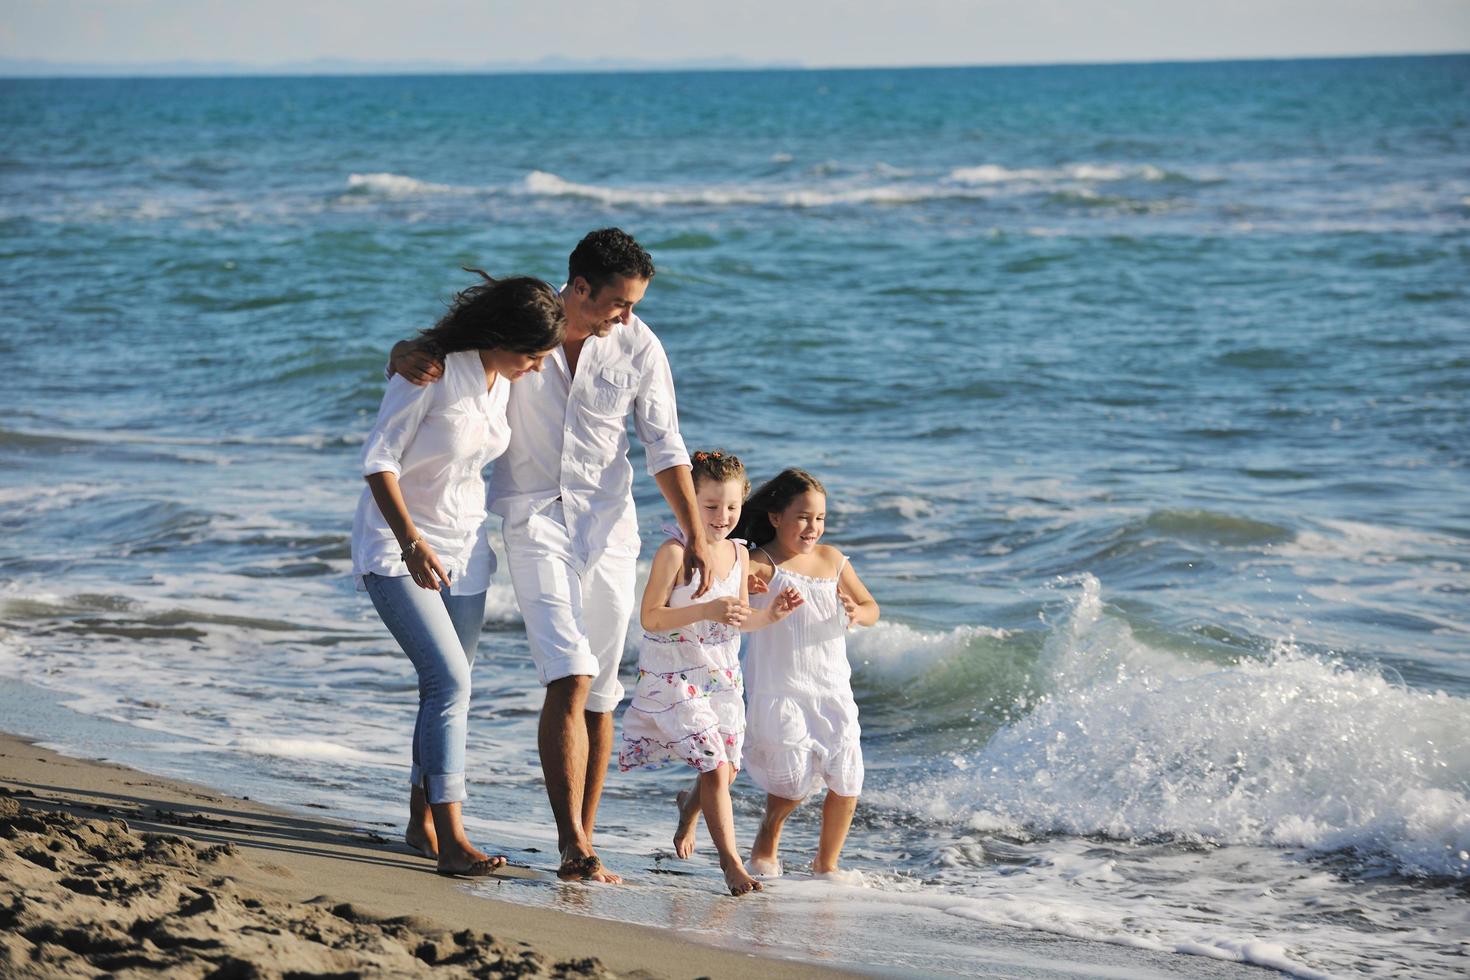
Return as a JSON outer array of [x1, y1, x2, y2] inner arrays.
[[2, 683, 1294, 979], [2, 56, 1467, 978], [0, 727, 858, 979]]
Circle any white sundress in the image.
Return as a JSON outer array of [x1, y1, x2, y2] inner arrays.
[[742, 550, 864, 800], [618, 536, 745, 773]]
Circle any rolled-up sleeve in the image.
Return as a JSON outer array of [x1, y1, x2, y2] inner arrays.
[[632, 334, 690, 477], [361, 375, 434, 478]]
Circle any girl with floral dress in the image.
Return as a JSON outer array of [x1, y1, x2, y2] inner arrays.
[[618, 450, 803, 895]]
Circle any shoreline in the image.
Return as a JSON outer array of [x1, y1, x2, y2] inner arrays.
[[0, 683, 1288, 980], [0, 727, 858, 978]]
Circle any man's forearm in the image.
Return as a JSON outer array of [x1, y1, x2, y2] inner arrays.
[[654, 463, 710, 594], [653, 465, 698, 534]]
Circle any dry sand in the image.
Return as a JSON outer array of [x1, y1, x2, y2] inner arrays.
[[0, 733, 856, 979]]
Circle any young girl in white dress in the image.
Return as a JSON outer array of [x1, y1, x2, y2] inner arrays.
[[735, 467, 880, 877], [619, 450, 803, 895]]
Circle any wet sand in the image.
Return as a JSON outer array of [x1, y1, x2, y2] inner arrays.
[[0, 732, 856, 979]]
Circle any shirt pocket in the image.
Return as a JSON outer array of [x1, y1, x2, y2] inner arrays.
[[584, 365, 638, 418], [418, 403, 482, 462], [402, 402, 476, 470]]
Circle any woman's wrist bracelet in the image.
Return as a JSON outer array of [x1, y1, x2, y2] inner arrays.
[[400, 536, 423, 562]]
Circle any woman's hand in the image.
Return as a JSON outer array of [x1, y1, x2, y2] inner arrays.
[[704, 596, 750, 627], [768, 587, 804, 622], [405, 540, 451, 591], [747, 574, 769, 595]]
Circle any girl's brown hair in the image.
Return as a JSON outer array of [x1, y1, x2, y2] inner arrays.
[[731, 467, 826, 547], [691, 449, 749, 495]]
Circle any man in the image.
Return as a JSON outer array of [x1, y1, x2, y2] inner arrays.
[[391, 229, 711, 882]]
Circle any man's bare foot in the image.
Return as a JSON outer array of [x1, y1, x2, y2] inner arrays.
[[722, 860, 763, 896], [557, 845, 622, 884], [673, 788, 701, 859], [437, 844, 507, 877], [404, 825, 437, 859]]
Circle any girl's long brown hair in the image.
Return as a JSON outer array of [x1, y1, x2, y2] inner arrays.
[[732, 468, 826, 547]]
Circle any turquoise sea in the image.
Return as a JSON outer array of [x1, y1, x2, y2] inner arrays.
[[2, 56, 1468, 977]]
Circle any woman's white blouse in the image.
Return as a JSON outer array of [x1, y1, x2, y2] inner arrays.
[[351, 350, 510, 596]]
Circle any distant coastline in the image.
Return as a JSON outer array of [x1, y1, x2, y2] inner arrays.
[[0, 49, 1464, 80], [0, 54, 801, 79]]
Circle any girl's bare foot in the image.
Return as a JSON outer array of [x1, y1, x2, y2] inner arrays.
[[673, 788, 701, 859], [747, 854, 782, 878], [722, 859, 763, 896]]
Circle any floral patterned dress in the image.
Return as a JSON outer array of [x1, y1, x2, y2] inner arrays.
[[618, 536, 744, 773]]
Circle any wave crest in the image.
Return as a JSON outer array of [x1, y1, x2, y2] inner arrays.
[[345, 172, 459, 196], [914, 575, 1470, 879]]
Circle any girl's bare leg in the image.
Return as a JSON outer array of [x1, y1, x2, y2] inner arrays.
[[673, 773, 702, 858], [700, 766, 761, 895], [812, 791, 858, 874], [405, 784, 437, 858], [749, 792, 802, 875]]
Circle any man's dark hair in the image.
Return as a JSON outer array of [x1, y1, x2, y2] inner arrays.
[[567, 228, 655, 296]]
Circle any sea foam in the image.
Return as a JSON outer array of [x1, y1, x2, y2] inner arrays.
[[345, 172, 460, 196], [849, 620, 1010, 678], [911, 575, 1470, 879]]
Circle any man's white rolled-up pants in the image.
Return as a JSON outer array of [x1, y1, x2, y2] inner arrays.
[[502, 501, 636, 714]]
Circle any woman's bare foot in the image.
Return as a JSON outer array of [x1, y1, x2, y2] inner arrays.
[[436, 843, 506, 878], [557, 845, 622, 884], [404, 824, 437, 859], [721, 859, 763, 896], [673, 788, 701, 859]]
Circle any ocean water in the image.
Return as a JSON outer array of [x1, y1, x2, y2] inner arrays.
[[2, 56, 1468, 977]]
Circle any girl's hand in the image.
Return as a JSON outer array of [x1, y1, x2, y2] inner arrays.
[[769, 587, 804, 621], [838, 588, 859, 625], [704, 596, 750, 627], [747, 574, 770, 596], [406, 541, 450, 591]]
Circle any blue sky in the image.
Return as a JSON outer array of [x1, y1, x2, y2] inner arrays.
[[3, 0, 1468, 69]]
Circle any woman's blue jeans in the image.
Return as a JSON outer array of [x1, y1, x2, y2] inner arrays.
[[363, 573, 485, 804]]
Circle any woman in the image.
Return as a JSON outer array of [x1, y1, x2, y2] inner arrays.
[[351, 272, 563, 876]]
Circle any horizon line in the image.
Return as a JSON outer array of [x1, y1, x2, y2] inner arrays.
[[1, 48, 1466, 81]]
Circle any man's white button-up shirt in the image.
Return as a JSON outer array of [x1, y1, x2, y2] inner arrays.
[[487, 312, 689, 566]]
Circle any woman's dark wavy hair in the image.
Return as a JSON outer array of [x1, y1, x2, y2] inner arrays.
[[567, 228, 655, 295], [417, 271, 564, 358], [732, 468, 827, 547]]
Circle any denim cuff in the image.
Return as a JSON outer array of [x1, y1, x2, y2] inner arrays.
[[424, 771, 466, 804]]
